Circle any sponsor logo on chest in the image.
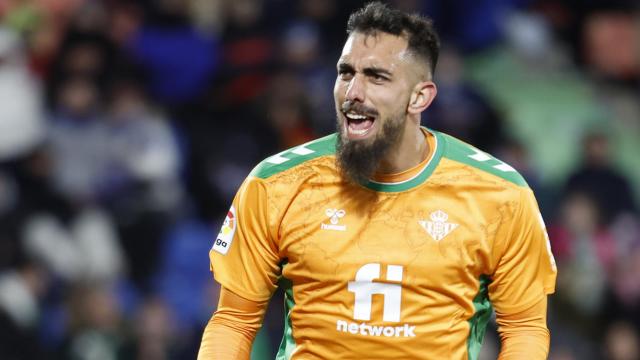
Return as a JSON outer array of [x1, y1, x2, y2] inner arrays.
[[336, 263, 416, 338], [321, 208, 347, 231]]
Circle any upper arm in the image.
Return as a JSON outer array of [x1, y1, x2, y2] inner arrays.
[[489, 187, 557, 316], [209, 176, 281, 302]]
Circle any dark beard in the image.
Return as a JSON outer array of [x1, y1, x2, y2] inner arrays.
[[336, 115, 405, 185]]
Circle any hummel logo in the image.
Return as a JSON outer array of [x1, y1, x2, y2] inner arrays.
[[418, 210, 458, 241], [321, 209, 346, 231]]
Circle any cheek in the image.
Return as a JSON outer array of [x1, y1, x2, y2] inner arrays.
[[371, 86, 406, 115], [333, 79, 345, 101], [333, 81, 345, 124], [388, 87, 411, 114]]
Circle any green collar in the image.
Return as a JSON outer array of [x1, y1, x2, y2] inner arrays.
[[364, 129, 444, 192]]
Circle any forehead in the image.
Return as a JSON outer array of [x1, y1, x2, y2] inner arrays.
[[339, 32, 410, 67]]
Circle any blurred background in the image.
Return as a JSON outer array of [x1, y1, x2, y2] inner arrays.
[[0, 0, 638, 359]]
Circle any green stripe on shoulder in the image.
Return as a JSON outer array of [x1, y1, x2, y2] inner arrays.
[[439, 131, 528, 187], [250, 134, 337, 179]]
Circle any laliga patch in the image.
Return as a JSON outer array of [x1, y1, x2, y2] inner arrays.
[[213, 205, 236, 255]]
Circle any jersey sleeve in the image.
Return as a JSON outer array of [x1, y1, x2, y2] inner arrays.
[[209, 176, 281, 302], [488, 187, 557, 315]]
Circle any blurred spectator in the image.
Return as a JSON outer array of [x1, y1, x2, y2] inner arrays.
[[48, 75, 107, 202], [0, 258, 49, 359], [1, 0, 79, 80], [603, 321, 640, 360], [57, 282, 124, 360], [296, 0, 344, 48], [177, 0, 275, 219], [209, 0, 273, 112], [0, 27, 45, 161], [15, 147, 125, 283], [108, 3, 143, 48], [564, 132, 636, 226], [102, 76, 182, 210], [583, 12, 640, 83], [46, 67, 183, 289], [551, 193, 612, 317], [550, 159, 640, 354], [126, 1, 219, 105], [608, 247, 640, 315], [547, 192, 613, 357], [264, 72, 316, 150], [102, 76, 183, 291], [536, 0, 640, 84], [46, 4, 118, 107], [119, 297, 179, 360], [189, 0, 225, 34], [278, 20, 336, 134], [23, 205, 124, 283], [602, 219, 640, 334], [423, 0, 532, 53]]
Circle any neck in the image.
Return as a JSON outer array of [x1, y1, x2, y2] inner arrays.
[[377, 119, 428, 174]]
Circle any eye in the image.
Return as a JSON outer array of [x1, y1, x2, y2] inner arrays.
[[364, 70, 390, 83], [338, 69, 353, 81], [371, 74, 387, 82]]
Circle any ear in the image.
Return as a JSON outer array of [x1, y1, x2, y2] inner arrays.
[[407, 81, 437, 115]]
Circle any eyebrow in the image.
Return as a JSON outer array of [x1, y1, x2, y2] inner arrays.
[[337, 62, 393, 78], [337, 62, 355, 73], [363, 66, 392, 78]]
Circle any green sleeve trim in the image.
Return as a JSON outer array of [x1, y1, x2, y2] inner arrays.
[[439, 132, 528, 187], [251, 134, 337, 179], [275, 263, 296, 360], [467, 275, 493, 360]]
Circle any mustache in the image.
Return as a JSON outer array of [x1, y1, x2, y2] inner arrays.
[[341, 101, 378, 117]]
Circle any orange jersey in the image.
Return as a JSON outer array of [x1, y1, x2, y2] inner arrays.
[[209, 128, 557, 359]]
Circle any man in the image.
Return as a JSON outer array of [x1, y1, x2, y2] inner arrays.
[[199, 2, 557, 359]]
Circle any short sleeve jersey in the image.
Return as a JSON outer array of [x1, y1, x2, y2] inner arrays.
[[209, 129, 557, 359]]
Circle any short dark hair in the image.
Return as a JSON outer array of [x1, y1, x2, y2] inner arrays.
[[346, 2, 440, 76]]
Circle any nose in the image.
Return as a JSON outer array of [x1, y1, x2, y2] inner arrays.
[[345, 74, 365, 103]]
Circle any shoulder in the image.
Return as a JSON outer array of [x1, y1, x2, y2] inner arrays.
[[434, 130, 529, 188], [250, 133, 338, 179]]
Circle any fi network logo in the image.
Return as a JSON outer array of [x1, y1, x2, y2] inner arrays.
[[337, 263, 416, 338]]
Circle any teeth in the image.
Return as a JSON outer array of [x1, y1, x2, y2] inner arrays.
[[350, 128, 368, 135], [345, 112, 368, 120]]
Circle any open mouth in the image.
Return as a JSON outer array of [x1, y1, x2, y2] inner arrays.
[[343, 111, 376, 138]]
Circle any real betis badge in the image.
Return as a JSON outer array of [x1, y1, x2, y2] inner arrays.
[[419, 210, 458, 242], [213, 205, 236, 255]]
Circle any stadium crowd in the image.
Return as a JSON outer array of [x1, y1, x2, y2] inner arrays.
[[0, 0, 638, 359]]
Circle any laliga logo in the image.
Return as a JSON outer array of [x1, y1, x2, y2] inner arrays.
[[212, 205, 237, 255], [220, 210, 235, 236]]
